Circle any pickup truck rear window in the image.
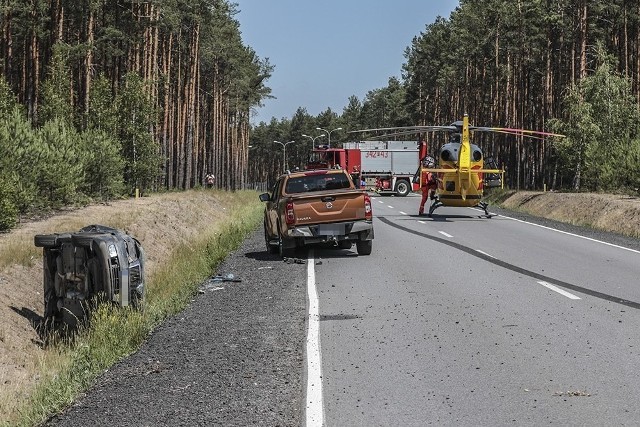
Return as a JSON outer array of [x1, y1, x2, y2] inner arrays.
[[285, 174, 351, 193]]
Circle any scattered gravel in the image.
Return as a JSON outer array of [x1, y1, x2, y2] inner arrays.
[[45, 229, 308, 427]]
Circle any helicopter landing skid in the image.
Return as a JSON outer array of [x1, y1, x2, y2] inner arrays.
[[479, 201, 492, 218], [428, 199, 442, 217]]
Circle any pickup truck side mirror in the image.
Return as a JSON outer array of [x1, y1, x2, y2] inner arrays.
[[259, 193, 271, 202]]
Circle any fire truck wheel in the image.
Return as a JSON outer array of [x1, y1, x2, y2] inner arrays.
[[394, 179, 411, 197]]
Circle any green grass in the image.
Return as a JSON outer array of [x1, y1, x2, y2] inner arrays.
[[6, 193, 263, 427]]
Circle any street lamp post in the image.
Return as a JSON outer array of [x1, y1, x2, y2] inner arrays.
[[301, 133, 326, 150], [316, 127, 342, 147], [273, 140, 295, 171]]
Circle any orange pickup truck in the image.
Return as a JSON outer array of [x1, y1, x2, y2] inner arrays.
[[259, 168, 374, 257]]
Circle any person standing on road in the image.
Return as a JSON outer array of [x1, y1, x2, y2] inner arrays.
[[418, 156, 437, 215]]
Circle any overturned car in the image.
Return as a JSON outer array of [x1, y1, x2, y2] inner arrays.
[[34, 224, 145, 326]]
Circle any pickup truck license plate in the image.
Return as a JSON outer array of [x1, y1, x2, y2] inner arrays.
[[317, 224, 345, 236]]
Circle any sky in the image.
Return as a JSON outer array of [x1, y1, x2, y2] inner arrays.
[[234, 0, 460, 125]]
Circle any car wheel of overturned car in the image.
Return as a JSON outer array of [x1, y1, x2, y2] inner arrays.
[[356, 239, 373, 255], [34, 233, 62, 248], [394, 179, 411, 197]]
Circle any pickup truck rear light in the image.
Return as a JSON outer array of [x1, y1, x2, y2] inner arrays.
[[364, 194, 372, 220], [285, 200, 295, 225]]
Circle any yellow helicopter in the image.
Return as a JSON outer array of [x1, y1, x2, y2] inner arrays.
[[353, 114, 565, 217]]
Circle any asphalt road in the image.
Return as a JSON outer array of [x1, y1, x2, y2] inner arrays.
[[45, 193, 640, 426], [315, 194, 640, 426]]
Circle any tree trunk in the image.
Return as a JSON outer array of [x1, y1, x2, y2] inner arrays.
[[579, 0, 588, 79], [84, 7, 95, 116]]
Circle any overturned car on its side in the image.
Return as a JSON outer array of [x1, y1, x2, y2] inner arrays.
[[34, 224, 145, 327]]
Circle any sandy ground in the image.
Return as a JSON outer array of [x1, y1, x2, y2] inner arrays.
[[0, 190, 236, 416], [1, 189, 639, 418]]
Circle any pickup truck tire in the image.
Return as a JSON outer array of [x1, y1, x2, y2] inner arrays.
[[264, 224, 278, 254], [277, 224, 296, 258], [356, 239, 373, 255], [278, 236, 295, 258], [395, 179, 411, 197], [338, 240, 352, 250]]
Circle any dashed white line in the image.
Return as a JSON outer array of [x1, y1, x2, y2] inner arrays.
[[538, 281, 581, 300], [439, 231, 453, 238], [475, 249, 495, 258], [387, 205, 394, 209], [418, 220, 428, 224], [306, 250, 324, 426], [399, 211, 407, 215]]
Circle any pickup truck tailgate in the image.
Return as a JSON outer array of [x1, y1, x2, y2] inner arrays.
[[291, 190, 366, 225]]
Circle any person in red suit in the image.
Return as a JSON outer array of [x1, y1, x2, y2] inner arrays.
[[418, 156, 437, 215]]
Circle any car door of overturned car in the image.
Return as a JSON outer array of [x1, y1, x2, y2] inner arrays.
[[34, 224, 145, 327]]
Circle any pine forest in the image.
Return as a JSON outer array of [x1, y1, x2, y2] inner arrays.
[[1, 0, 640, 232]]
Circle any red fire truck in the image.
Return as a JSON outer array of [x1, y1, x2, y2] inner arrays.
[[308, 141, 422, 197]]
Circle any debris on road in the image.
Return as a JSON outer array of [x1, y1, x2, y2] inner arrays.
[[211, 273, 242, 283]]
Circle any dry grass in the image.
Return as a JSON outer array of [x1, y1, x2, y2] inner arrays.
[[496, 190, 640, 239]]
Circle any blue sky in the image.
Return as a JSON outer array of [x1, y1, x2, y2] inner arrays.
[[235, 1, 460, 125]]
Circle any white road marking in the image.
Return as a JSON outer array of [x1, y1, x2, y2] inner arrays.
[[439, 231, 453, 238], [418, 220, 428, 224], [387, 205, 394, 209], [489, 210, 640, 255], [538, 281, 581, 300], [399, 211, 407, 215], [377, 200, 384, 204], [475, 249, 495, 258], [306, 250, 324, 426]]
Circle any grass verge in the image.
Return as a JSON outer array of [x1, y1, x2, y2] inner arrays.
[[4, 191, 263, 427]]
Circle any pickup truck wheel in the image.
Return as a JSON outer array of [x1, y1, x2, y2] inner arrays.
[[356, 239, 373, 255], [394, 179, 411, 197], [278, 236, 295, 258], [338, 240, 352, 250], [264, 225, 278, 254]]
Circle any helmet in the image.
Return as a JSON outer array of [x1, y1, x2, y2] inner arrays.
[[422, 156, 435, 168]]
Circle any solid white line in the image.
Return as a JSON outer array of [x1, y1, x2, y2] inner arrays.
[[475, 249, 494, 258], [439, 231, 453, 238], [306, 250, 324, 427], [538, 281, 581, 300], [399, 211, 407, 215], [493, 211, 640, 255]]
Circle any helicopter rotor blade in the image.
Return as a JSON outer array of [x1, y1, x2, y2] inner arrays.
[[349, 125, 458, 134], [357, 129, 453, 140], [349, 121, 566, 141], [471, 126, 565, 138]]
